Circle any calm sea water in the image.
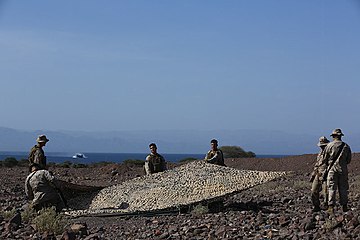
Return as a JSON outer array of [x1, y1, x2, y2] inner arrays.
[[0, 151, 288, 164]]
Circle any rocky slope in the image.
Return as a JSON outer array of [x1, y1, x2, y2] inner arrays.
[[1, 153, 360, 239]]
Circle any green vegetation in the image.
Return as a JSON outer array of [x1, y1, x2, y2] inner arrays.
[[21, 206, 36, 223], [1, 157, 18, 167], [32, 207, 67, 235], [220, 146, 256, 158], [1, 207, 16, 220], [191, 204, 209, 217], [123, 159, 145, 166]]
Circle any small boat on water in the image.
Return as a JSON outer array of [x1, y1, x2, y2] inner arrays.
[[72, 153, 87, 159]]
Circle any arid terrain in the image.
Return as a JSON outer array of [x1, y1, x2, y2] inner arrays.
[[1, 153, 360, 239]]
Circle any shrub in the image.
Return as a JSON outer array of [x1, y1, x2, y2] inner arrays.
[[91, 161, 113, 167], [58, 161, 72, 168], [21, 206, 36, 223], [18, 158, 29, 166], [1, 208, 16, 220], [2, 157, 19, 167], [123, 159, 145, 166], [73, 163, 88, 168], [32, 207, 67, 235], [220, 146, 256, 158], [191, 204, 209, 217]]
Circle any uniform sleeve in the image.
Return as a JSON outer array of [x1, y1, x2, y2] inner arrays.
[[144, 155, 151, 175], [33, 149, 46, 169], [204, 151, 212, 161], [24, 175, 34, 200], [206, 152, 219, 164]]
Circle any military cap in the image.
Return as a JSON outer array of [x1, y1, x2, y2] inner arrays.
[[330, 129, 344, 137], [36, 135, 49, 143], [317, 136, 330, 146]]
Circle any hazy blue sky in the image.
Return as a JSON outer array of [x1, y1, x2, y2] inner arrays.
[[0, 1, 359, 135]]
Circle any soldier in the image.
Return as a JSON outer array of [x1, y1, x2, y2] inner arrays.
[[144, 143, 167, 175], [310, 136, 330, 212], [204, 139, 226, 166], [28, 134, 49, 170], [25, 163, 65, 212], [323, 129, 352, 214]]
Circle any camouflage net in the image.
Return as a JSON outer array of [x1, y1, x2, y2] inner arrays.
[[66, 161, 287, 216]]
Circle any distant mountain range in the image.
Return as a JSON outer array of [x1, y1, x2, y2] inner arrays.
[[0, 127, 358, 155]]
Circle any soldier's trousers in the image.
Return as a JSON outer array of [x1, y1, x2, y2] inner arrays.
[[311, 175, 328, 208], [327, 170, 349, 206]]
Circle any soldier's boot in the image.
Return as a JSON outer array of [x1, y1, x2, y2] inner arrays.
[[342, 205, 349, 212], [327, 205, 334, 215]]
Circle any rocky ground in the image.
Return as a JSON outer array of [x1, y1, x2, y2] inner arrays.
[[1, 153, 360, 239]]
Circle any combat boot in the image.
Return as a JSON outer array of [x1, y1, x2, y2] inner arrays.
[[342, 205, 349, 212], [327, 205, 334, 215]]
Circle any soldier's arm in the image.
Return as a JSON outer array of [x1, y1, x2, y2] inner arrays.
[[144, 156, 152, 175], [206, 152, 219, 164], [33, 149, 46, 168], [24, 176, 34, 200]]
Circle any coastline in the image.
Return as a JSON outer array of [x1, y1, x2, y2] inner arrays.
[[0, 151, 290, 163]]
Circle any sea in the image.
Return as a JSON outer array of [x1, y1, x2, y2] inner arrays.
[[0, 151, 288, 164]]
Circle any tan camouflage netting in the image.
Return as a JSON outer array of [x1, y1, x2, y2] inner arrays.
[[67, 161, 287, 216]]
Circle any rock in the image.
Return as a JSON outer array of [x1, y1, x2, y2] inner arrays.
[[70, 223, 88, 236], [42, 231, 57, 240], [60, 230, 76, 240], [9, 212, 21, 226], [83, 232, 102, 240]]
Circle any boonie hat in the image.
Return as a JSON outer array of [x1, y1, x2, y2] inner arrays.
[[330, 129, 344, 137], [317, 136, 330, 146], [36, 135, 49, 143]]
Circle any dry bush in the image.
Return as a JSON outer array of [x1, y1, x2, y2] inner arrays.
[[32, 207, 67, 235], [191, 204, 209, 216]]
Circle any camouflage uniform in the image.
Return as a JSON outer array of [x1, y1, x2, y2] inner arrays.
[[28, 135, 49, 170], [144, 153, 167, 175], [323, 129, 352, 210], [204, 149, 225, 166], [28, 145, 47, 170], [25, 169, 63, 212], [310, 136, 329, 211]]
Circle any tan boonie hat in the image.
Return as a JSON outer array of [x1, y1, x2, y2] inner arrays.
[[330, 128, 344, 137], [36, 134, 49, 143], [317, 136, 330, 146]]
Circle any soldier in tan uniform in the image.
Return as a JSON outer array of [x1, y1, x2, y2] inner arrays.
[[28, 135, 49, 170], [144, 143, 167, 175], [204, 139, 226, 166], [323, 129, 352, 213], [310, 136, 330, 212], [25, 163, 64, 212]]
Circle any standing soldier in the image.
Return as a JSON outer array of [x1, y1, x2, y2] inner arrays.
[[323, 129, 352, 213], [28, 135, 49, 170], [144, 143, 167, 175], [204, 139, 226, 166], [310, 136, 330, 212]]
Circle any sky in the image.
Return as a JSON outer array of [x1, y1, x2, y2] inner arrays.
[[0, 1, 359, 135]]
